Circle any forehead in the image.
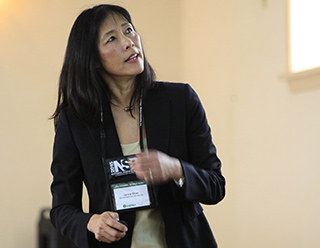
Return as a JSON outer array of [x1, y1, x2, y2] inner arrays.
[[100, 12, 129, 30]]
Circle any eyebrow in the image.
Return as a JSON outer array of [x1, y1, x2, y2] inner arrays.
[[100, 22, 131, 41]]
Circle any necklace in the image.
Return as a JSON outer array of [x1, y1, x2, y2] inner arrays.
[[109, 101, 133, 112]]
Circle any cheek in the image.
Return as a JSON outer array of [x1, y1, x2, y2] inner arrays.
[[136, 36, 143, 50], [135, 39, 144, 60], [100, 50, 117, 68]]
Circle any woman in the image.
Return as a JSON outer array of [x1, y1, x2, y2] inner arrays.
[[50, 4, 225, 248]]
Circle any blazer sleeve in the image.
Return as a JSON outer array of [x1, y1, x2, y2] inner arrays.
[[50, 108, 93, 248], [172, 84, 226, 205]]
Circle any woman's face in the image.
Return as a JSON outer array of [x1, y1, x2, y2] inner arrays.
[[97, 13, 144, 84]]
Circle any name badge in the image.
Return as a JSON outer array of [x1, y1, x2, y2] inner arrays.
[[104, 156, 156, 212]]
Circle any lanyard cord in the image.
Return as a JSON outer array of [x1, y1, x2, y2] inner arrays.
[[100, 105, 107, 167], [100, 95, 144, 161], [139, 95, 144, 152]]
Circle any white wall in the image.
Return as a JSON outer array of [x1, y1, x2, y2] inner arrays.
[[181, 0, 320, 247], [0, 1, 182, 247]]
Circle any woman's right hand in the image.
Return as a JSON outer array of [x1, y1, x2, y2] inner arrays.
[[87, 211, 128, 243]]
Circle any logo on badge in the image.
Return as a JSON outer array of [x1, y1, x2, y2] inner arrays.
[[109, 157, 136, 177]]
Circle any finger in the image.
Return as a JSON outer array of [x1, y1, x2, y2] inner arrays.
[[148, 168, 154, 185], [134, 170, 146, 181], [105, 212, 128, 233], [96, 216, 127, 243], [136, 152, 150, 165], [106, 211, 119, 221], [98, 228, 126, 244], [131, 152, 163, 185], [112, 220, 128, 233], [134, 153, 156, 184], [129, 155, 143, 171], [104, 224, 127, 240], [94, 225, 122, 243], [130, 154, 149, 175], [128, 156, 137, 168]]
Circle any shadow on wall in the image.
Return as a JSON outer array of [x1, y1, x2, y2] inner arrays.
[[38, 208, 77, 248]]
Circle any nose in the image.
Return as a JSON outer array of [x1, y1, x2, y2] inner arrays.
[[122, 36, 135, 50]]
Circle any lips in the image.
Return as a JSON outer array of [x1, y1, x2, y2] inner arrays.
[[125, 53, 139, 62]]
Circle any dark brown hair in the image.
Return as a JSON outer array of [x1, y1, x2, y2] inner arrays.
[[52, 4, 155, 125]]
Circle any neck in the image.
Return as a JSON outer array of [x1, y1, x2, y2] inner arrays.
[[106, 78, 136, 107]]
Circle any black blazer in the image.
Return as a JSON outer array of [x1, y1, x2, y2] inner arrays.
[[50, 82, 226, 248]]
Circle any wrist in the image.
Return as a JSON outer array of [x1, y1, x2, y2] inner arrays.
[[87, 214, 98, 232], [171, 159, 185, 187], [171, 158, 183, 181]]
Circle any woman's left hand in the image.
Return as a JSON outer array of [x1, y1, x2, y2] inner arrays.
[[129, 150, 183, 185]]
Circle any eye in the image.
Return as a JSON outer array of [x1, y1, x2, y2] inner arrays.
[[106, 36, 115, 43], [125, 27, 133, 34]]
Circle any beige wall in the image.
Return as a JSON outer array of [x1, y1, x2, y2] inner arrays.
[[1, 0, 319, 247]]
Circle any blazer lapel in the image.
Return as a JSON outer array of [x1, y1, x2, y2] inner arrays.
[[84, 89, 172, 157], [84, 90, 171, 204], [143, 88, 171, 201], [85, 103, 123, 160], [103, 103, 123, 158], [85, 92, 172, 159], [144, 90, 171, 153]]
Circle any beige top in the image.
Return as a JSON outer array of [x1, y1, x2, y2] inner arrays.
[[121, 140, 167, 248]]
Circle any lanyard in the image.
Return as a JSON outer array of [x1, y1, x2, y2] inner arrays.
[[100, 96, 144, 163], [139, 95, 144, 152]]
